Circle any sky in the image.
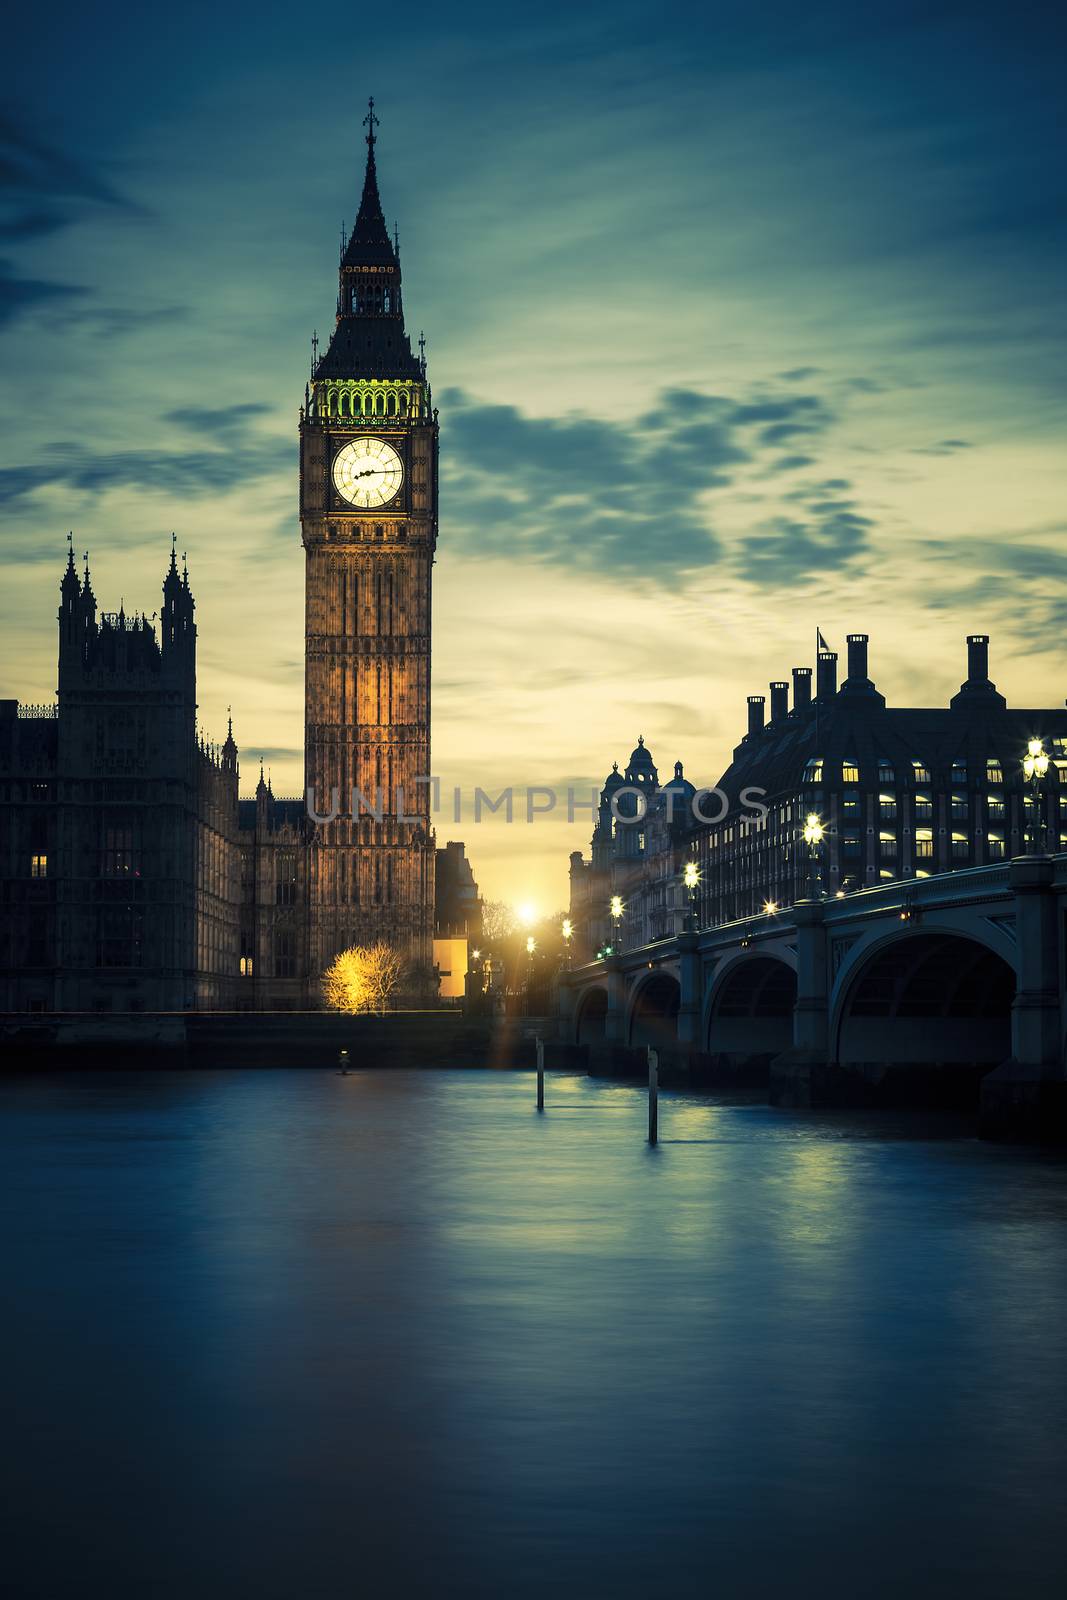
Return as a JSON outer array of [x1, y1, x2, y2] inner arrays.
[[2, 0, 1066, 909]]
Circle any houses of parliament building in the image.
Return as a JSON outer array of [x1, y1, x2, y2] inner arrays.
[[0, 107, 472, 1014]]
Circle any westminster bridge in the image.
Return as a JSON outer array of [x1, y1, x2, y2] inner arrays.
[[560, 856, 1067, 1139]]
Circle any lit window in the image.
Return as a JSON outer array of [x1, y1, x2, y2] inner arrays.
[[878, 760, 895, 783], [803, 757, 823, 783], [915, 869, 930, 879], [879, 831, 897, 859], [987, 833, 1005, 861], [951, 793, 968, 820], [240, 956, 254, 977], [986, 759, 1003, 785], [951, 831, 969, 860], [914, 793, 933, 821], [879, 792, 897, 820], [915, 829, 934, 859], [987, 796, 1005, 820], [637, 833, 646, 851], [842, 759, 860, 783], [841, 791, 861, 820], [912, 760, 931, 783], [30, 854, 47, 878], [879, 868, 894, 881], [951, 760, 967, 785]]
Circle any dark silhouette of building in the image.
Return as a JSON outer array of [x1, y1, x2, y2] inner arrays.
[[1, 546, 240, 1012], [568, 635, 1067, 963], [434, 842, 483, 942]]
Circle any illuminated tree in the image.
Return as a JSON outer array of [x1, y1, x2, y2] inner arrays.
[[321, 942, 405, 1014]]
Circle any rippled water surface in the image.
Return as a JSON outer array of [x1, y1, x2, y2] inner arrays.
[[3, 1069, 1066, 1598]]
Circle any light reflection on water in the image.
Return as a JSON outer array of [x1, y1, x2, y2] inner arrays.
[[2, 1069, 1065, 1599]]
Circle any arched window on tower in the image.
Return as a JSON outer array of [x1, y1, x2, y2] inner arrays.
[[384, 289, 391, 313]]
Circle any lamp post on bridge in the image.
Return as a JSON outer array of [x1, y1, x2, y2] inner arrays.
[[1022, 737, 1050, 855], [802, 812, 825, 900], [683, 861, 700, 932], [609, 894, 624, 954]]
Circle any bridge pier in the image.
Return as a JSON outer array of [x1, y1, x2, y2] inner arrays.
[[603, 955, 625, 1045], [676, 932, 701, 1048], [768, 900, 830, 1108], [981, 858, 1067, 1142]]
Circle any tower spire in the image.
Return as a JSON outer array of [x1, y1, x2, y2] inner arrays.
[[343, 96, 392, 264]]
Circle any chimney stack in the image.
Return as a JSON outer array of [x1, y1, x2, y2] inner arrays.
[[747, 695, 765, 738], [769, 681, 789, 722], [839, 632, 886, 704], [967, 634, 989, 685], [846, 633, 868, 684], [792, 666, 812, 713], [950, 633, 1006, 709], [816, 650, 838, 701]]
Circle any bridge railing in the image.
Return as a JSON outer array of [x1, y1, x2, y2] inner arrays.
[[565, 856, 1067, 981]]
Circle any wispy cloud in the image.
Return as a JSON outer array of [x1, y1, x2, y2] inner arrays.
[[439, 382, 877, 582], [0, 405, 290, 507], [0, 110, 142, 328]]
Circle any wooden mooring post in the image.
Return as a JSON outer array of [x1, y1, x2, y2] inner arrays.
[[536, 1037, 545, 1111], [647, 1047, 659, 1144]]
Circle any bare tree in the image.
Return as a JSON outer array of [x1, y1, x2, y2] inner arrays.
[[480, 899, 517, 945]]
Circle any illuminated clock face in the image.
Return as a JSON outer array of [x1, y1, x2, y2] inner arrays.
[[332, 437, 404, 507]]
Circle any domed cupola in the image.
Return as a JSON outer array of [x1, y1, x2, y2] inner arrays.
[[659, 759, 696, 831], [662, 758, 695, 801], [624, 734, 658, 789], [601, 761, 624, 801]]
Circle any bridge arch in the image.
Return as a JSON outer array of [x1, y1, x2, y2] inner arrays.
[[705, 952, 798, 1065], [832, 928, 1016, 1103], [627, 970, 680, 1049], [574, 985, 608, 1047]]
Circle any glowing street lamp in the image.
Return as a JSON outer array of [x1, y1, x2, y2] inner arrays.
[[1023, 737, 1050, 854], [803, 812, 825, 899], [609, 894, 624, 954], [561, 918, 573, 969], [682, 860, 700, 931], [523, 935, 537, 1017], [763, 899, 778, 916]]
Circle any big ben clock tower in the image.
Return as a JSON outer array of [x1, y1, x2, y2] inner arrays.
[[301, 100, 437, 981]]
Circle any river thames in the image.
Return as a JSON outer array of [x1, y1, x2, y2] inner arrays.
[[3, 1068, 1065, 1598]]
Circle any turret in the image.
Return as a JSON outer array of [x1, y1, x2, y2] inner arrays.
[[161, 542, 196, 684], [222, 712, 238, 775], [59, 538, 79, 655]]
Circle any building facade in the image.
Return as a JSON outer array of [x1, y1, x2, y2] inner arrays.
[[568, 634, 1067, 964]]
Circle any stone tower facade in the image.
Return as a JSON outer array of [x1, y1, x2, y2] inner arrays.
[[300, 102, 438, 979]]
